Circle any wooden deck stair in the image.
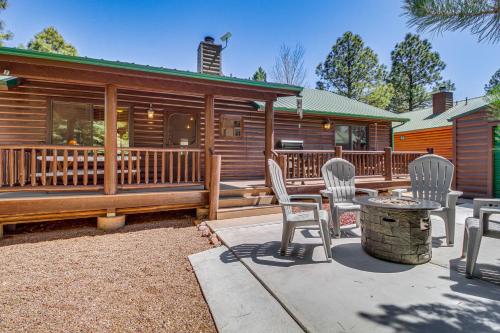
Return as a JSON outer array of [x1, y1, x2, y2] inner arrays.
[[215, 188, 280, 220]]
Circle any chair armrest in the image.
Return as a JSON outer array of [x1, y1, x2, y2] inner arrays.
[[391, 188, 409, 198], [281, 201, 320, 220], [472, 198, 500, 218], [479, 207, 500, 233], [356, 188, 378, 197], [447, 191, 462, 208], [289, 194, 323, 205]]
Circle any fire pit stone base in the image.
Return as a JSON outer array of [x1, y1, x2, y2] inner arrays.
[[360, 205, 432, 265]]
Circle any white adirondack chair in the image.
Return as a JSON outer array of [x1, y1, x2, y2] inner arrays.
[[462, 199, 500, 278], [267, 159, 332, 262], [320, 158, 378, 238], [393, 154, 462, 245]]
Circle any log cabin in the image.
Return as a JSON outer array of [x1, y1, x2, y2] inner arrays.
[[393, 89, 493, 198], [0, 37, 422, 235]]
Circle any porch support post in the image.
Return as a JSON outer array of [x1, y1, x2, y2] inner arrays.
[[264, 100, 274, 187], [384, 147, 393, 181], [104, 84, 118, 195], [204, 94, 215, 189]]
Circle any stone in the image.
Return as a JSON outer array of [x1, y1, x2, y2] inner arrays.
[[359, 202, 433, 265], [201, 229, 212, 237]]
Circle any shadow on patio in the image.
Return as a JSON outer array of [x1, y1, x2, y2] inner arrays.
[[359, 293, 500, 333]]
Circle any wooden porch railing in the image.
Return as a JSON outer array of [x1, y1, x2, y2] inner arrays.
[[117, 147, 202, 188], [273, 147, 428, 182], [0, 145, 105, 190], [0, 145, 203, 191]]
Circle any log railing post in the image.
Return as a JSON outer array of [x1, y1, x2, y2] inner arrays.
[[104, 84, 118, 195], [334, 145, 343, 158], [204, 95, 215, 190], [384, 147, 393, 181], [208, 154, 221, 220], [264, 100, 274, 187], [278, 154, 287, 183]]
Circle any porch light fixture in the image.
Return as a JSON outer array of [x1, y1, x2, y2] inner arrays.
[[322, 120, 332, 130], [147, 104, 155, 119]]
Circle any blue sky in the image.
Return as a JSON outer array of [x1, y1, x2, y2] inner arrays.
[[3, 0, 499, 100]]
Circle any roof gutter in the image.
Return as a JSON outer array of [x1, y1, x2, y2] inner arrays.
[[271, 107, 410, 122]]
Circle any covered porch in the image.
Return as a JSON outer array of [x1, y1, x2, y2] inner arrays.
[[0, 47, 426, 231]]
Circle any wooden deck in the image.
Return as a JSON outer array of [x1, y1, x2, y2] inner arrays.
[[0, 176, 410, 227]]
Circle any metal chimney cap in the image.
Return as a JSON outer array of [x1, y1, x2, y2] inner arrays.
[[204, 36, 215, 43]]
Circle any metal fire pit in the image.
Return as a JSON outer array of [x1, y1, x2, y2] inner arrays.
[[353, 196, 441, 265]]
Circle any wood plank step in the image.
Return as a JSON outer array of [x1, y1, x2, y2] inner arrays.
[[218, 195, 274, 208], [217, 205, 281, 220]]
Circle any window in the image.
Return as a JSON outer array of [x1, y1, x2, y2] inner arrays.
[[51, 101, 93, 146], [51, 101, 130, 147], [167, 113, 197, 147], [335, 125, 368, 150], [220, 115, 243, 138]]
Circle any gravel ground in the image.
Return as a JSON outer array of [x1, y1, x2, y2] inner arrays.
[[0, 212, 216, 333]]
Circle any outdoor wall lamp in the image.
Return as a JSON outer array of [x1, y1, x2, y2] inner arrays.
[[323, 120, 332, 130], [147, 104, 155, 119]]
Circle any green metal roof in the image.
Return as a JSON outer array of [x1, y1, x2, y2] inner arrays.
[[393, 96, 490, 133], [257, 88, 408, 122], [0, 47, 302, 93]]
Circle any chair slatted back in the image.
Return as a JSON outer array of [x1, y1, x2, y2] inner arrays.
[[409, 154, 453, 206], [321, 158, 356, 203], [268, 159, 292, 215]]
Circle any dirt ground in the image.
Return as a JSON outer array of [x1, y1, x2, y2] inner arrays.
[[0, 212, 216, 333]]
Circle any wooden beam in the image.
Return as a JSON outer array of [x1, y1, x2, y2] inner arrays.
[[0, 60, 280, 101], [104, 84, 118, 195], [264, 100, 274, 187], [0, 190, 208, 216], [384, 147, 393, 181], [208, 155, 221, 220], [204, 95, 215, 189]]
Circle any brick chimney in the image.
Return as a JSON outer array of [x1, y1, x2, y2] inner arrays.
[[432, 87, 453, 115], [197, 36, 222, 75]]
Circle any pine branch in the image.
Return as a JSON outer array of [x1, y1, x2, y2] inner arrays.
[[403, 0, 500, 43]]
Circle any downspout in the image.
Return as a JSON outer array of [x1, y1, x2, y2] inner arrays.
[[391, 121, 406, 149]]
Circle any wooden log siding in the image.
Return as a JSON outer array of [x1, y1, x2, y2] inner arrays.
[[394, 126, 453, 160], [0, 79, 395, 183], [454, 110, 490, 198]]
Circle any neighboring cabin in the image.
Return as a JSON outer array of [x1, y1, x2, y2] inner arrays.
[[393, 90, 494, 198]]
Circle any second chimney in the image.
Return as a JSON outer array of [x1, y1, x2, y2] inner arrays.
[[432, 87, 453, 115], [197, 36, 222, 75]]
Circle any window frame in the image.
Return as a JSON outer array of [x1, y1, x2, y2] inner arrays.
[[220, 114, 244, 139], [48, 99, 94, 146], [334, 123, 368, 150], [48, 99, 133, 147], [164, 112, 199, 148]]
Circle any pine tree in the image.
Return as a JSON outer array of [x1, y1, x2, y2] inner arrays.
[[316, 31, 386, 102], [404, 0, 499, 43], [0, 0, 13, 46], [389, 33, 450, 112], [27, 27, 78, 56], [252, 67, 267, 81], [485, 68, 500, 92]]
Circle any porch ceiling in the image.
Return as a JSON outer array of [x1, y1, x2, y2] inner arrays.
[[0, 47, 301, 101]]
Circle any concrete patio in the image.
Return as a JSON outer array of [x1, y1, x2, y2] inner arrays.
[[191, 203, 500, 333]]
